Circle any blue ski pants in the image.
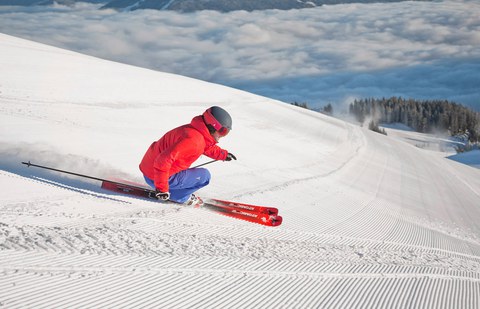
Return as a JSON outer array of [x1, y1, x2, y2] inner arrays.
[[143, 168, 211, 203]]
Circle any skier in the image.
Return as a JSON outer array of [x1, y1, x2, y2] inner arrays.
[[139, 106, 236, 207]]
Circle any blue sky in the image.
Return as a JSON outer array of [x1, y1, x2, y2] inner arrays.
[[0, 0, 479, 111]]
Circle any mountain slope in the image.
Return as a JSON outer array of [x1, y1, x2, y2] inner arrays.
[[102, 0, 432, 12], [0, 0, 432, 12], [1, 33, 480, 308]]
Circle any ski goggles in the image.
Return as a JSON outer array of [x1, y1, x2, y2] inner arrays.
[[204, 111, 231, 137], [217, 126, 230, 137]]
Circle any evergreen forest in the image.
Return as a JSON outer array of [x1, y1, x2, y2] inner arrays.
[[348, 97, 480, 142]]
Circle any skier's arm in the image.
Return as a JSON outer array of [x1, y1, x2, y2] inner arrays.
[[204, 144, 229, 161]]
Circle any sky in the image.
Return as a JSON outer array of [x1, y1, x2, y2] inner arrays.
[[0, 0, 479, 111]]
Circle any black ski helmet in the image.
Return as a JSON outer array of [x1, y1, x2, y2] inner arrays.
[[203, 106, 232, 136]]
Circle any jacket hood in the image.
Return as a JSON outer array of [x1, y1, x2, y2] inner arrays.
[[190, 115, 217, 146]]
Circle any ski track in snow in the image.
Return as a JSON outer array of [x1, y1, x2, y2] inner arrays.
[[2, 129, 480, 308], [1, 33, 480, 308]]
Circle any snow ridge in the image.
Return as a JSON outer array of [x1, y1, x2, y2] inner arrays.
[[161, 0, 176, 10]]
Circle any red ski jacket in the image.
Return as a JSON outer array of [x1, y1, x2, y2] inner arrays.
[[139, 115, 229, 192]]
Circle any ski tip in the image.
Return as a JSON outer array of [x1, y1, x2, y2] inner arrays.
[[269, 215, 283, 226], [259, 214, 283, 227]]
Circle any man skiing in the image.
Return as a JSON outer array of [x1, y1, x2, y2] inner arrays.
[[139, 106, 236, 207]]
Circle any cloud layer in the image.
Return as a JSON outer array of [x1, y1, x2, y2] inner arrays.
[[0, 1, 479, 110]]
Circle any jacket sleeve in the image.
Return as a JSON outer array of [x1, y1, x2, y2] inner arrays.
[[153, 137, 199, 192], [204, 144, 228, 161]]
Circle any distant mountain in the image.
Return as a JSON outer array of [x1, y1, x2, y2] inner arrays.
[[0, 0, 104, 5], [102, 0, 314, 11], [0, 0, 50, 4], [102, 0, 432, 12], [0, 0, 432, 12]]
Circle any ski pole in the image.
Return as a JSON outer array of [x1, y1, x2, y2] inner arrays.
[[21, 161, 153, 193], [22, 159, 219, 188], [192, 159, 218, 169]]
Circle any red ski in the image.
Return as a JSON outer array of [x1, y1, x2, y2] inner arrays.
[[207, 199, 278, 216], [203, 202, 282, 226], [101, 179, 157, 198], [101, 180, 282, 227]]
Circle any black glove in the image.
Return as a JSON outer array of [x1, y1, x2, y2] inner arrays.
[[155, 190, 170, 201], [225, 153, 237, 161]]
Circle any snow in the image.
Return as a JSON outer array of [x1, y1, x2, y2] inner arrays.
[[382, 123, 460, 155], [382, 124, 480, 170], [1, 32, 480, 308]]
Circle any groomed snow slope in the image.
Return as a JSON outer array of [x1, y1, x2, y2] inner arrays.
[[1, 33, 480, 308]]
